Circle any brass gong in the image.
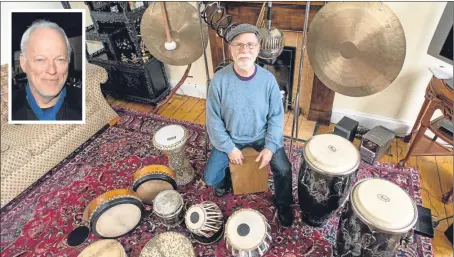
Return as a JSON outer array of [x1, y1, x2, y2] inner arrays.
[[140, 2, 208, 66], [307, 2, 406, 97]]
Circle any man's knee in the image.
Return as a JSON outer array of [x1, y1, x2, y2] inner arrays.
[[271, 147, 292, 175]]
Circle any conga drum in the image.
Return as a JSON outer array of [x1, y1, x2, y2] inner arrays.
[[86, 188, 144, 238], [132, 165, 177, 204], [336, 178, 418, 257], [153, 124, 195, 186], [153, 189, 185, 228], [298, 134, 360, 226], [185, 201, 224, 244], [78, 239, 126, 257], [224, 208, 272, 257], [139, 231, 196, 257]]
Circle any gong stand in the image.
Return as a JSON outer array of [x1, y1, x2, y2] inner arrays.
[[289, 1, 311, 157]]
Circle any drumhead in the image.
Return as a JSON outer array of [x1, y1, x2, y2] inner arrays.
[[94, 203, 142, 238], [78, 239, 125, 257], [153, 190, 183, 216], [139, 232, 195, 257], [185, 205, 206, 231], [304, 134, 360, 176], [225, 209, 267, 250], [153, 125, 186, 148], [351, 178, 417, 233]]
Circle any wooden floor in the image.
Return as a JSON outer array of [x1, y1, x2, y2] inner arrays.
[[106, 95, 453, 257]]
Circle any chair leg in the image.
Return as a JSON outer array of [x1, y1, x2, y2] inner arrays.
[[404, 98, 431, 143]]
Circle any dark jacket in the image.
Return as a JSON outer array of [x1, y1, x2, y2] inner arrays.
[[11, 85, 82, 121]]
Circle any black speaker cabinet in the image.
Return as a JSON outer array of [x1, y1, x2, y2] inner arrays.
[[334, 116, 359, 142]]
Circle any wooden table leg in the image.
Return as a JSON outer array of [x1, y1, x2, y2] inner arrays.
[[404, 97, 431, 143], [399, 105, 437, 166]]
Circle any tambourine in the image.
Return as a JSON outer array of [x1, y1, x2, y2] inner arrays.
[[67, 188, 144, 246], [132, 165, 177, 204]]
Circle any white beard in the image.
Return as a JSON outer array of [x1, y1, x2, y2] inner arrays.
[[235, 54, 255, 70]]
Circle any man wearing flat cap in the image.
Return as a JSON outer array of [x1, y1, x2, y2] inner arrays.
[[203, 24, 294, 227]]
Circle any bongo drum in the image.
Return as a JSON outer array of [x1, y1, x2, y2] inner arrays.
[[225, 208, 272, 257], [336, 178, 418, 257], [297, 134, 360, 226], [132, 165, 177, 204], [86, 188, 144, 238], [153, 189, 185, 228], [152, 124, 195, 186], [78, 239, 126, 257], [139, 231, 195, 257], [185, 201, 224, 244]]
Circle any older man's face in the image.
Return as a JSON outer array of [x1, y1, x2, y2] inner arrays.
[[20, 28, 69, 99], [229, 32, 260, 70]]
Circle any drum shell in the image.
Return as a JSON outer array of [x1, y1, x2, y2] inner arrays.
[[133, 173, 177, 204], [153, 190, 186, 228], [298, 156, 357, 227], [335, 199, 413, 257]]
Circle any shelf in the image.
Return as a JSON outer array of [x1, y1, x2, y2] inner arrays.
[[90, 5, 147, 23]]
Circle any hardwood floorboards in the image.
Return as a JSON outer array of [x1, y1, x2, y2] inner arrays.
[[106, 94, 453, 256]]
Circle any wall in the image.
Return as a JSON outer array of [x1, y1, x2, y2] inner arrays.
[[330, 2, 449, 135], [0, 2, 65, 65]]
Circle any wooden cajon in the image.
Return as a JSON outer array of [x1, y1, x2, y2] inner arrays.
[[229, 147, 269, 195]]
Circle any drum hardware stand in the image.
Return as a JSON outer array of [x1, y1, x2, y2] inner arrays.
[[289, 1, 311, 157], [198, 1, 212, 159]]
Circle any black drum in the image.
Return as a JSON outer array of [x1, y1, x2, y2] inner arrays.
[[336, 178, 418, 257], [298, 134, 360, 227]]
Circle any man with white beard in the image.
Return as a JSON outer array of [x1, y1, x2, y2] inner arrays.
[[203, 24, 294, 227]]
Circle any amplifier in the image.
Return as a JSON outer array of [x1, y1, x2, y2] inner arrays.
[[360, 126, 395, 165], [334, 116, 359, 142]]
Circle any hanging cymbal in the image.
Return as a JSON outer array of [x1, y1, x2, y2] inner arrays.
[[140, 2, 208, 66], [307, 2, 406, 97]]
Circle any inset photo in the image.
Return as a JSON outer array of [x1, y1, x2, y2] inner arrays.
[[8, 9, 85, 124]]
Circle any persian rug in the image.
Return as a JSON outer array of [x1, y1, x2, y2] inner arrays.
[[0, 107, 433, 257]]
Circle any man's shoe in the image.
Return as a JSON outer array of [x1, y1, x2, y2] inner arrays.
[[214, 168, 232, 197], [277, 205, 293, 227]]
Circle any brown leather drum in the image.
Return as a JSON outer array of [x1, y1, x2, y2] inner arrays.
[[132, 165, 177, 204]]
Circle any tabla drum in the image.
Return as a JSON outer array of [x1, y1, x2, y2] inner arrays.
[[224, 208, 272, 257], [185, 201, 224, 244], [86, 188, 144, 238], [336, 178, 418, 257], [139, 231, 196, 257], [297, 134, 360, 226], [152, 124, 195, 186], [153, 189, 185, 228], [78, 239, 126, 257], [132, 165, 177, 204]]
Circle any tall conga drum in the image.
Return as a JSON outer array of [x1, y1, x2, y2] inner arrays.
[[153, 124, 195, 186], [336, 178, 417, 257], [298, 134, 360, 226]]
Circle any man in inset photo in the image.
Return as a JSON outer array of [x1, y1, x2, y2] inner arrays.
[[11, 19, 82, 121]]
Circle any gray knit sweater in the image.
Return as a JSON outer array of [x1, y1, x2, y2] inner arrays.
[[206, 64, 284, 154]]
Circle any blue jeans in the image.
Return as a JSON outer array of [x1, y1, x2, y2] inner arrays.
[[203, 138, 293, 206]]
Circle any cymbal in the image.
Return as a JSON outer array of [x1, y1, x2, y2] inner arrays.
[[140, 2, 208, 66], [307, 2, 406, 97]]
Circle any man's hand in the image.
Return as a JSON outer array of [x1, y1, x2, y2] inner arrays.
[[256, 148, 273, 169], [228, 147, 244, 165]]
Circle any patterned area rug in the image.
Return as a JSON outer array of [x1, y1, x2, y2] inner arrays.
[[0, 107, 433, 257]]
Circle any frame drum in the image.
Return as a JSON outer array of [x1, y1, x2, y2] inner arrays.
[[78, 239, 126, 257], [153, 189, 185, 228], [139, 231, 196, 257], [152, 124, 195, 186], [132, 165, 177, 204], [224, 208, 272, 257], [298, 134, 360, 226], [87, 189, 144, 238], [185, 201, 224, 244], [336, 178, 418, 257]]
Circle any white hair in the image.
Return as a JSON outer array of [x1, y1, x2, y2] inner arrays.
[[20, 19, 72, 61]]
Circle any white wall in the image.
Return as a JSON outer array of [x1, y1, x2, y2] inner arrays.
[[331, 2, 449, 135], [0, 2, 65, 65]]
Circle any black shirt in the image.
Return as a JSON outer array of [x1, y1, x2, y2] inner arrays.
[[11, 85, 83, 121]]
